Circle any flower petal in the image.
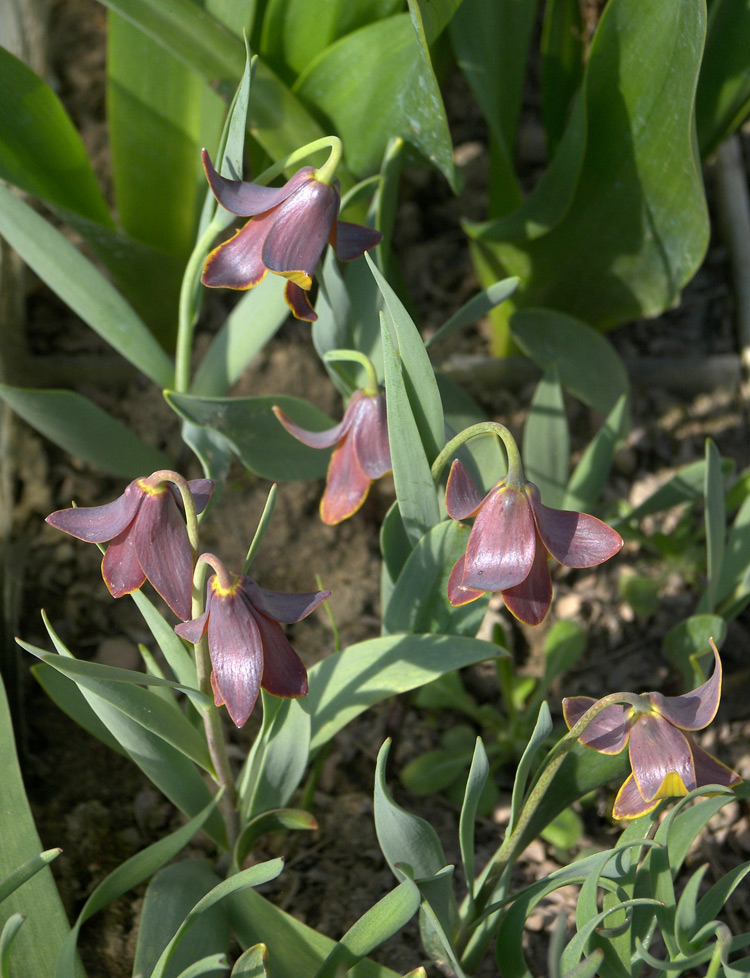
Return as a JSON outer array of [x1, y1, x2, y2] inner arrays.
[[445, 460, 485, 520], [206, 590, 263, 727], [174, 606, 210, 645], [648, 643, 722, 731], [101, 527, 146, 598], [612, 773, 662, 819], [272, 405, 349, 450], [629, 714, 696, 802], [447, 555, 486, 606], [202, 151, 314, 216], [46, 480, 142, 543], [252, 610, 308, 699], [528, 484, 623, 567], [241, 576, 330, 624], [462, 486, 536, 592], [331, 220, 383, 261], [201, 215, 273, 290], [501, 540, 553, 625], [263, 178, 338, 288], [320, 435, 372, 525], [167, 479, 215, 516], [133, 491, 193, 621], [685, 733, 742, 789], [284, 281, 317, 321], [351, 393, 391, 479], [563, 698, 631, 753]]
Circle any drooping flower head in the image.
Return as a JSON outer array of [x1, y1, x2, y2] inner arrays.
[[563, 642, 742, 818], [200, 150, 382, 321], [273, 389, 391, 525], [445, 458, 622, 625], [175, 555, 329, 727], [46, 474, 213, 621]]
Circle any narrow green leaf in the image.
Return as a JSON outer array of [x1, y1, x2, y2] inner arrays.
[[522, 367, 569, 509], [130, 590, 198, 689], [622, 457, 734, 525], [695, 861, 750, 933], [696, 0, 750, 158], [508, 703, 554, 835], [511, 309, 629, 417], [0, 849, 61, 906], [704, 438, 726, 613], [308, 633, 506, 752], [384, 521, 488, 636], [235, 809, 317, 869], [0, 185, 174, 386], [564, 394, 628, 512], [427, 278, 519, 348], [459, 738, 490, 898], [675, 863, 710, 954], [55, 800, 221, 978], [175, 955, 230, 978], [165, 392, 332, 480], [716, 490, 750, 609], [231, 943, 269, 978], [0, 47, 112, 226]]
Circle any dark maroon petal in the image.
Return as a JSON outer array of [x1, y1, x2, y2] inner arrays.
[[252, 611, 308, 699], [331, 220, 383, 261], [201, 213, 274, 290], [206, 589, 263, 727], [272, 404, 348, 449], [175, 606, 210, 644], [262, 178, 338, 287], [202, 151, 314, 217], [445, 460, 485, 520], [528, 484, 623, 568], [648, 644, 721, 731], [167, 479, 215, 516], [563, 697, 631, 753], [685, 734, 742, 788], [241, 577, 330, 624], [101, 526, 146, 598], [463, 485, 536, 592], [351, 393, 391, 479], [46, 480, 142, 543], [612, 774, 661, 819], [629, 714, 696, 802], [501, 539, 553, 625], [446, 555, 486, 606], [133, 492, 193, 621], [320, 435, 372, 525], [284, 281, 317, 321]]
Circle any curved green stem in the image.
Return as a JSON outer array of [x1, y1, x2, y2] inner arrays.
[[243, 485, 277, 574], [323, 349, 380, 394], [175, 222, 223, 393], [255, 136, 342, 187], [431, 422, 525, 486]]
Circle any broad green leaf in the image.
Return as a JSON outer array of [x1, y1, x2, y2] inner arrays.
[[401, 748, 472, 795], [0, 185, 174, 387], [522, 367, 569, 509], [539, 620, 586, 693], [564, 394, 629, 512], [511, 309, 629, 416], [379, 501, 413, 611], [381, 318, 441, 545], [384, 520, 488, 636], [540, 0, 584, 155], [234, 809, 317, 869], [696, 0, 750, 158], [426, 279, 519, 349], [0, 675, 80, 978], [313, 879, 421, 978], [0, 47, 112, 226], [0, 850, 61, 906], [704, 438, 726, 613], [621, 457, 735, 525], [294, 12, 454, 185], [164, 392, 333, 480], [229, 889, 400, 978], [191, 277, 289, 396], [308, 633, 506, 751], [55, 802, 221, 978], [181, 422, 234, 488], [132, 861, 230, 978], [459, 739, 490, 899], [0, 383, 168, 478], [469, 0, 709, 334]]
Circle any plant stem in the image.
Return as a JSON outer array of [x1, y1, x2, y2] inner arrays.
[[175, 223, 222, 393], [431, 421, 525, 486]]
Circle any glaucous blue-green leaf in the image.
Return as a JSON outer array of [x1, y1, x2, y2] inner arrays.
[[0, 384, 169, 478], [379, 501, 413, 611], [234, 809, 317, 869], [540, 0, 584, 155], [384, 520, 489, 636], [0, 185, 174, 386], [294, 12, 454, 185], [522, 366, 569, 510], [165, 392, 333, 480], [0, 47, 111, 226], [704, 437, 726, 613], [511, 308, 629, 416], [715, 490, 750, 612], [564, 393, 629, 512], [468, 0, 709, 336], [0, 675, 79, 978], [308, 633, 505, 751], [229, 890, 401, 978], [622, 457, 734, 526], [438, 374, 505, 500], [231, 943, 269, 978], [0, 849, 61, 907], [459, 738, 489, 899], [427, 278, 519, 349], [133, 861, 230, 978], [696, 0, 750, 158], [508, 703, 553, 836]]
